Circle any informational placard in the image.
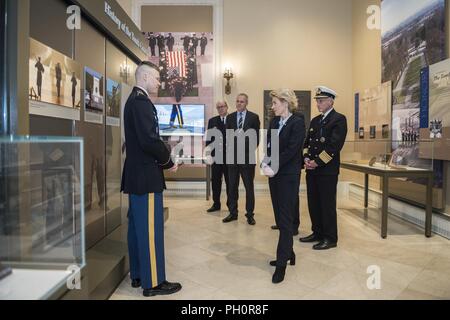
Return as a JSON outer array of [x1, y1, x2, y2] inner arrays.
[[357, 81, 392, 141], [419, 58, 450, 161]]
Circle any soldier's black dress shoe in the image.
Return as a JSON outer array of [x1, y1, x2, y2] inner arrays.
[[272, 266, 286, 284], [313, 239, 337, 250], [131, 279, 141, 288], [207, 205, 221, 213], [270, 252, 296, 267], [143, 281, 182, 297], [222, 214, 238, 223], [299, 233, 322, 243], [247, 217, 256, 225]]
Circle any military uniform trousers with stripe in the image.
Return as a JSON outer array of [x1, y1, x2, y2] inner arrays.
[[128, 193, 166, 289]]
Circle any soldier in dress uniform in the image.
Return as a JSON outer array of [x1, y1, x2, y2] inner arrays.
[[191, 33, 199, 55], [148, 32, 157, 57], [200, 33, 208, 56], [166, 33, 175, 52], [182, 33, 191, 52], [300, 86, 347, 250], [157, 33, 166, 56], [121, 61, 182, 297]]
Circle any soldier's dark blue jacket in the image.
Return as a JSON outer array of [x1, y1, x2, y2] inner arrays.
[[121, 87, 173, 195], [303, 109, 347, 175]]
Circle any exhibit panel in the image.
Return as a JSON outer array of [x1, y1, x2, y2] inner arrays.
[[0, 136, 85, 299], [74, 20, 107, 250], [105, 40, 126, 233], [355, 81, 392, 143], [419, 58, 450, 161], [381, 0, 446, 210]]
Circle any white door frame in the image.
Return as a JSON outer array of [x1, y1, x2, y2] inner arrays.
[[131, 0, 224, 100]]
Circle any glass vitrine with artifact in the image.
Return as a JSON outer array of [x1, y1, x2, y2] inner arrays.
[[0, 136, 85, 300], [341, 140, 434, 172]]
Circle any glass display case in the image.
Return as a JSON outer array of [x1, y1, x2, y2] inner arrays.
[[0, 136, 85, 300], [340, 140, 435, 238], [341, 140, 434, 171]]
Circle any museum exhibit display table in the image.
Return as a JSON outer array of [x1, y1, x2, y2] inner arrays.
[[341, 162, 433, 238]]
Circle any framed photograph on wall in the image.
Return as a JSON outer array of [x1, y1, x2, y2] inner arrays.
[[84, 67, 104, 124], [29, 38, 82, 120]]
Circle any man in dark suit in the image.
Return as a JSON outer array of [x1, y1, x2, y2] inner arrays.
[[300, 86, 347, 250], [121, 61, 182, 297], [206, 101, 229, 213], [224, 94, 260, 225]]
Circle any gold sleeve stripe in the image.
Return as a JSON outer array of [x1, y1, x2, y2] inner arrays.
[[319, 151, 333, 164], [303, 148, 309, 155]]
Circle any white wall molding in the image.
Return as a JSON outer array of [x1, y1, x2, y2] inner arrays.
[[131, 0, 224, 100]]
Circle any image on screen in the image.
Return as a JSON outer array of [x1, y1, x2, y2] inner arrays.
[[155, 104, 205, 136]]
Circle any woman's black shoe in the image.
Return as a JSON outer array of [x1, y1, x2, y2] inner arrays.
[[272, 266, 286, 284], [269, 253, 296, 266]]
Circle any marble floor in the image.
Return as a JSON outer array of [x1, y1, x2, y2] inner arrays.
[[110, 192, 450, 300]]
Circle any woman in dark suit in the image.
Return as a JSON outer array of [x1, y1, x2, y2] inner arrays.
[[262, 89, 305, 284]]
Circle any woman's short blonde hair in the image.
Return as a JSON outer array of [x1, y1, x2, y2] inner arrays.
[[270, 89, 298, 112]]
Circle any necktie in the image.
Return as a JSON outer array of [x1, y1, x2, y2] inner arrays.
[[238, 113, 243, 129], [222, 117, 226, 125]]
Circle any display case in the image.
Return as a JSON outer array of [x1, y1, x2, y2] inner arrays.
[[0, 136, 85, 300], [340, 140, 435, 238], [341, 140, 434, 171]]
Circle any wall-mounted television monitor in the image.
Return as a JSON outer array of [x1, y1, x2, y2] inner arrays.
[[155, 104, 205, 136]]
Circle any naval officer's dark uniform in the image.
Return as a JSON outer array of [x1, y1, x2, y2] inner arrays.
[[121, 86, 174, 291], [303, 105, 347, 248]]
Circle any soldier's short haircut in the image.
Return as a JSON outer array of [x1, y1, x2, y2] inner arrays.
[[135, 61, 159, 80], [237, 93, 249, 103]]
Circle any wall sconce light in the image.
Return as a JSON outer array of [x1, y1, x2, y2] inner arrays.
[[120, 61, 131, 78], [223, 67, 234, 95]]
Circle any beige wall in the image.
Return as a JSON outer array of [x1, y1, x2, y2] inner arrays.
[[141, 6, 213, 32], [223, 0, 353, 180], [116, 0, 133, 18], [223, 0, 353, 119]]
